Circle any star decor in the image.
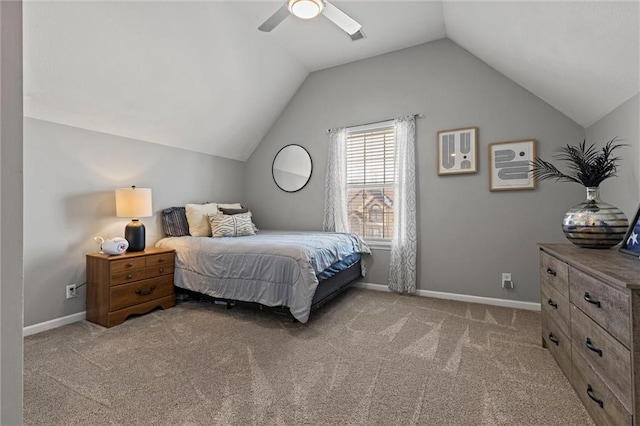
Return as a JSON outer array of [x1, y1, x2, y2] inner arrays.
[[621, 208, 640, 257]]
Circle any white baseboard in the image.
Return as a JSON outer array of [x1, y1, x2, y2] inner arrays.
[[353, 282, 541, 311], [23, 283, 540, 336], [23, 311, 86, 337]]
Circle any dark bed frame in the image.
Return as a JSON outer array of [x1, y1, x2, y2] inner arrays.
[[174, 259, 362, 322]]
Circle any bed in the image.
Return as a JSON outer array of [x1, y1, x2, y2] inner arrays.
[[155, 230, 370, 323]]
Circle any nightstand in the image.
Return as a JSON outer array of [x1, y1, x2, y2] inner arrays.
[[86, 247, 176, 327]]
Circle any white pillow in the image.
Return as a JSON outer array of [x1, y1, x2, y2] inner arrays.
[[185, 203, 218, 237], [208, 213, 256, 237]]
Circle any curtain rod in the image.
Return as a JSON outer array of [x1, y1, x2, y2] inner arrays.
[[326, 113, 424, 134]]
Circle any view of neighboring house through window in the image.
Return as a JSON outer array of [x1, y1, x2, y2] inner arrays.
[[346, 121, 395, 241]]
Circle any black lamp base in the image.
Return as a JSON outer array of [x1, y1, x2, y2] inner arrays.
[[124, 219, 146, 252]]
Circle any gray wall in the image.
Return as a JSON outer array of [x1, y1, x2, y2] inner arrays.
[[23, 118, 246, 326], [585, 94, 639, 220], [246, 38, 588, 303], [1, 1, 24, 423]]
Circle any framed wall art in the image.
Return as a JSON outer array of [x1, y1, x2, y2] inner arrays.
[[620, 204, 640, 258], [489, 139, 536, 191], [437, 126, 478, 175]]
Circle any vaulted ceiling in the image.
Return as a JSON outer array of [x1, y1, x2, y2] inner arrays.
[[24, 1, 639, 161]]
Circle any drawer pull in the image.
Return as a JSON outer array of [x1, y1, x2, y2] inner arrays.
[[586, 385, 604, 408], [546, 268, 556, 276], [135, 285, 156, 296], [583, 292, 601, 308], [585, 338, 603, 357], [158, 258, 165, 263], [547, 299, 558, 309], [548, 333, 559, 346], [159, 268, 164, 273], [126, 274, 133, 279], [126, 262, 134, 268]]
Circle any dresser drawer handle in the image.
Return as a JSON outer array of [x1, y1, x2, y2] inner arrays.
[[135, 285, 156, 296], [584, 292, 601, 308], [586, 385, 604, 408], [158, 258, 165, 263], [126, 262, 134, 268], [548, 333, 559, 346], [159, 268, 164, 273], [546, 268, 556, 276], [547, 299, 558, 309], [585, 338, 603, 357], [126, 274, 133, 279]]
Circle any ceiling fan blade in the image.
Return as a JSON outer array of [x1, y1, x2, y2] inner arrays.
[[322, 1, 365, 41], [258, 3, 290, 32]]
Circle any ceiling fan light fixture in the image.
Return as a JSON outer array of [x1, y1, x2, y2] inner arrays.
[[288, 0, 324, 20]]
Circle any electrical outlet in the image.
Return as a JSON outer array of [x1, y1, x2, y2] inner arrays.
[[66, 284, 77, 299], [501, 273, 513, 289]]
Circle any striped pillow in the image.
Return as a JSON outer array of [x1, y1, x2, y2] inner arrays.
[[208, 212, 256, 238], [161, 207, 190, 237]]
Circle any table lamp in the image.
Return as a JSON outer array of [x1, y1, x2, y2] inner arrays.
[[115, 186, 152, 252]]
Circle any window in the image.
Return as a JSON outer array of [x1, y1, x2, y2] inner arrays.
[[369, 205, 382, 222], [346, 122, 395, 241]]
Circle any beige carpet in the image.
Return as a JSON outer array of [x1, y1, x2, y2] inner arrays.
[[24, 288, 593, 425]]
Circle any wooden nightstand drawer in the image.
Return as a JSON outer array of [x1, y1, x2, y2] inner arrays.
[[144, 264, 174, 279], [111, 257, 146, 274], [569, 267, 629, 348], [109, 275, 174, 312], [111, 269, 147, 286], [145, 253, 174, 267], [540, 251, 569, 298]]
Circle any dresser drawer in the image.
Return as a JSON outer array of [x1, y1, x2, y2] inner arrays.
[[572, 350, 631, 426], [144, 264, 174, 280], [569, 267, 630, 348], [571, 305, 631, 412], [110, 269, 147, 286], [145, 253, 174, 268], [109, 275, 174, 312], [540, 251, 569, 298], [110, 257, 146, 274], [542, 315, 571, 380], [541, 279, 570, 336]]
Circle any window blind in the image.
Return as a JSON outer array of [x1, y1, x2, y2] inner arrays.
[[346, 126, 395, 187]]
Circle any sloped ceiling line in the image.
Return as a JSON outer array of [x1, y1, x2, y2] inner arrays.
[[24, 1, 639, 161]]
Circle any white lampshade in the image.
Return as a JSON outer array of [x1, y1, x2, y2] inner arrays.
[[115, 186, 152, 218], [288, 0, 323, 19]]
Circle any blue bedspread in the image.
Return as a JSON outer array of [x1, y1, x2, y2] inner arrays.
[[156, 231, 370, 322]]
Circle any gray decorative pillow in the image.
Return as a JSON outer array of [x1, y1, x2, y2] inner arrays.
[[218, 205, 249, 215], [161, 207, 190, 237], [208, 212, 256, 237]]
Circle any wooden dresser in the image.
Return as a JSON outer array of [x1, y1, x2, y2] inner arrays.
[[86, 247, 176, 328], [540, 244, 640, 425]]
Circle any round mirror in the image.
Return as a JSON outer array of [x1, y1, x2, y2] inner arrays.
[[272, 144, 313, 192]]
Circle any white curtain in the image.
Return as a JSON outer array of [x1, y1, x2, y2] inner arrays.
[[323, 127, 348, 232], [389, 116, 417, 293]]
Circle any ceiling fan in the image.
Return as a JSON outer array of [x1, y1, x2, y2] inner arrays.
[[258, 0, 365, 41]]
